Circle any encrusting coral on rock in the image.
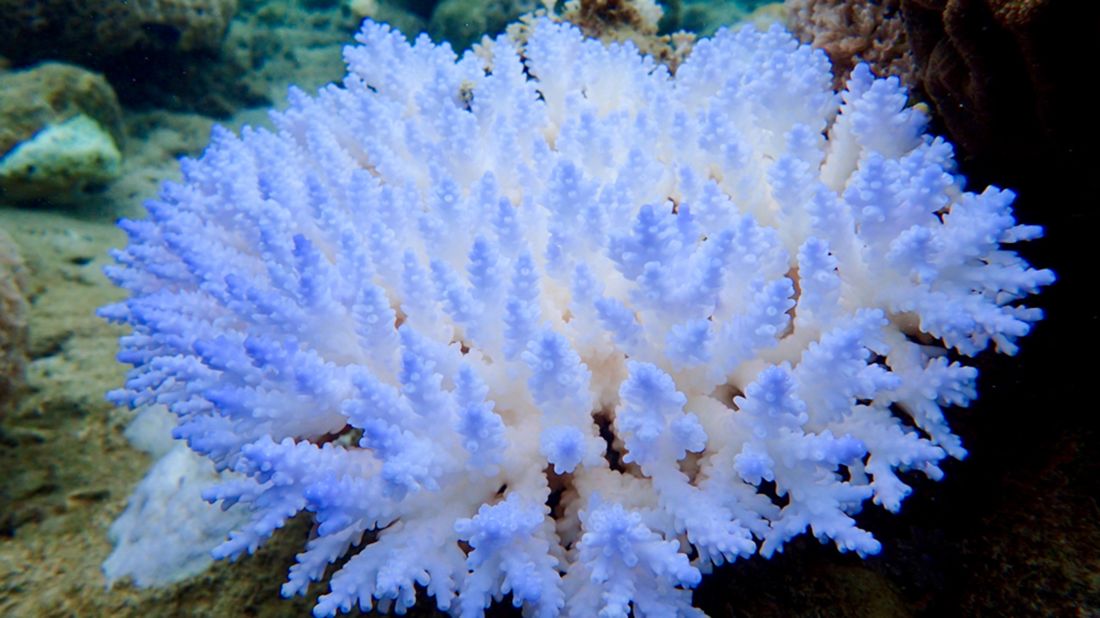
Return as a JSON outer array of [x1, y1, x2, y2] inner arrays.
[[100, 13, 1053, 618], [785, 0, 914, 89]]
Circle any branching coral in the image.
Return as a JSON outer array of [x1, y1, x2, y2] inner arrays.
[[100, 16, 1053, 617]]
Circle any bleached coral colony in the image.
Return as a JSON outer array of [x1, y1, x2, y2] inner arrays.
[[101, 16, 1053, 618]]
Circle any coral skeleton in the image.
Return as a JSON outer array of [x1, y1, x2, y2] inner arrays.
[[100, 16, 1053, 617]]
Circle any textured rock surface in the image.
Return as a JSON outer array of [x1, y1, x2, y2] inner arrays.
[[0, 0, 238, 65], [0, 63, 124, 161], [0, 115, 122, 202], [0, 63, 125, 203], [0, 227, 28, 417]]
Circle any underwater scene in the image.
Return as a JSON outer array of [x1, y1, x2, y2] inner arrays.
[[0, 0, 1095, 616]]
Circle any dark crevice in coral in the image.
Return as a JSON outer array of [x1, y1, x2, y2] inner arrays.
[[318, 424, 362, 447], [837, 464, 852, 483], [457, 539, 472, 557], [594, 409, 625, 473], [544, 467, 573, 523], [888, 402, 935, 446], [484, 594, 524, 617], [757, 479, 789, 509]]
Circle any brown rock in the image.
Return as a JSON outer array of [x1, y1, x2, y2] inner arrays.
[[899, 0, 1098, 182], [0, 63, 125, 202], [0, 63, 124, 160], [787, 0, 1097, 195]]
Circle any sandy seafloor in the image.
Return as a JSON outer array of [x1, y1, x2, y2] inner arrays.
[[1, 3, 1098, 617]]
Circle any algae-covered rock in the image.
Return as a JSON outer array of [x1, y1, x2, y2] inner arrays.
[[0, 62, 124, 161], [0, 115, 122, 203], [0, 61, 123, 203], [0, 0, 238, 65], [123, 0, 365, 117]]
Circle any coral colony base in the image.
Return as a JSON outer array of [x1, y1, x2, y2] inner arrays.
[[100, 16, 1053, 618]]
